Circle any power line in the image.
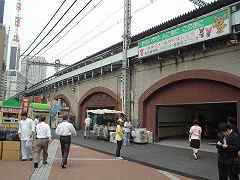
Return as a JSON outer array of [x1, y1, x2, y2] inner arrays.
[[30, 0, 94, 59], [24, 0, 79, 58], [20, 0, 68, 57], [39, 0, 106, 57], [60, 20, 121, 59], [59, 0, 159, 59]]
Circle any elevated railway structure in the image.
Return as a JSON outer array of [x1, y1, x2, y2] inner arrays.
[[15, 0, 240, 140], [19, 0, 240, 97]]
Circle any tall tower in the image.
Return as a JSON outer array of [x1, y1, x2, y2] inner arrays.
[[9, 0, 21, 70], [6, 0, 23, 98]]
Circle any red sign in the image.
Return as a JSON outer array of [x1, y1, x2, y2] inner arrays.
[[34, 96, 42, 103], [21, 98, 29, 113]]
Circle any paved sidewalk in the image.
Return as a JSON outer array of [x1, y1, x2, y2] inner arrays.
[[0, 160, 33, 180], [48, 144, 192, 180], [30, 140, 59, 180], [71, 133, 219, 180]]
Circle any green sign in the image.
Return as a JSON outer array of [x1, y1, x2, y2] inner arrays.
[[138, 9, 230, 58]]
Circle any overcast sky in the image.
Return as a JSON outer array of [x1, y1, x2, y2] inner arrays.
[[4, 0, 215, 76]]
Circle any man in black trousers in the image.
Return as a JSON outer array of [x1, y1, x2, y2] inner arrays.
[[216, 123, 240, 180], [56, 114, 77, 168]]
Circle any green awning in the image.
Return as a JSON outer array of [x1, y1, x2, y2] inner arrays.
[[2, 98, 21, 108], [30, 103, 49, 111]]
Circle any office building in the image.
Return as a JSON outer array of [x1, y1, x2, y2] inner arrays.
[[20, 56, 47, 86]]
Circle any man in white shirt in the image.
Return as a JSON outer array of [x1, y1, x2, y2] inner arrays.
[[56, 114, 76, 168], [33, 115, 51, 168], [18, 112, 34, 161], [84, 114, 91, 138]]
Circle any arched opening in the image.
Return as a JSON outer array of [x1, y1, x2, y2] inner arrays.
[[139, 70, 240, 142], [78, 87, 119, 127], [54, 94, 71, 110]]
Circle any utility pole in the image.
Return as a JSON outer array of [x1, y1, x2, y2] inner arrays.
[[121, 0, 131, 120]]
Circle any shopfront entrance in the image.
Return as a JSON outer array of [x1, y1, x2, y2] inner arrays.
[[156, 102, 237, 140]]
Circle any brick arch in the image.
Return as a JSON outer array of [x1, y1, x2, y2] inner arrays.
[[53, 94, 71, 109], [138, 69, 240, 134], [78, 87, 120, 127]]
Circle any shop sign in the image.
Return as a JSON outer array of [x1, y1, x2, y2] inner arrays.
[[138, 8, 230, 58], [34, 96, 42, 103], [21, 98, 29, 113], [0, 108, 20, 113]]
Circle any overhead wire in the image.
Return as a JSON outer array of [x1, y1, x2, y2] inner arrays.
[[24, 0, 79, 58], [20, 0, 68, 57], [51, 5, 123, 57], [30, 0, 94, 60], [38, 0, 107, 57], [59, 0, 159, 60]]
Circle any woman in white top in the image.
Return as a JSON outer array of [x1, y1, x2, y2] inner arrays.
[[189, 119, 202, 160]]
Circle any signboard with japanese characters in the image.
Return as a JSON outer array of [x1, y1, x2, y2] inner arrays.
[[138, 8, 231, 58], [0, 108, 20, 113]]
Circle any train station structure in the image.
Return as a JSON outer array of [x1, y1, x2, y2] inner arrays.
[[17, 0, 240, 141]]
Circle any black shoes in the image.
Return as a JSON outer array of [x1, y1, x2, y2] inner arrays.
[[61, 162, 66, 168], [34, 163, 38, 168]]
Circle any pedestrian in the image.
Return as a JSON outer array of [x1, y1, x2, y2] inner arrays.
[[33, 115, 51, 168], [216, 123, 240, 180], [115, 117, 124, 159], [33, 115, 39, 138], [84, 114, 91, 139], [55, 114, 77, 168], [123, 119, 132, 146], [189, 119, 202, 160], [18, 112, 34, 161]]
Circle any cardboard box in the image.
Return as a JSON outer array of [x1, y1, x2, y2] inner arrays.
[[2, 150, 20, 160], [1, 141, 20, 160], [2, 141, 20, 151], [0, 141, 2, 160]]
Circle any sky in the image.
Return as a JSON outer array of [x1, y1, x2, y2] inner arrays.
[[4, 0, 215, 76]]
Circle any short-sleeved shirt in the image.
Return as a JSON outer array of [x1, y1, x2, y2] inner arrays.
[[189, 125, 202, 140]]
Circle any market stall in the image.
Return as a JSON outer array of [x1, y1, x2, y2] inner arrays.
[[0, 98, 21, 128], [0, 98, 21, 160], [28, 103, 50, 125], [86, 109, 123, 140]]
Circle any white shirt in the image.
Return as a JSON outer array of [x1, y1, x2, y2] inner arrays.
[[36, 122, 51, 139], [18, 118, 34, 140], [124, 121, 131, 133], [55, 121, 77, 136], [85, 117, 91, 127], [189, 125, 202, 140]]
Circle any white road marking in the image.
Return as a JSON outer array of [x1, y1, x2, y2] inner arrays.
[[54, 157, 123, 161], [30, 140, 59, 180], [157, 170, 180, 180]]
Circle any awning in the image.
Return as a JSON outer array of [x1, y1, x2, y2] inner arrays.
[[87, 109, 123, 115]]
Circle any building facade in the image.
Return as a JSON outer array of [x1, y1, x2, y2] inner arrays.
[[6, 70, 25, 99], [0, 25, 7, 100], [20, 56, 47, 86]]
